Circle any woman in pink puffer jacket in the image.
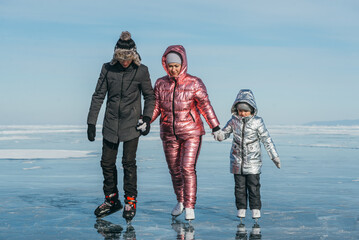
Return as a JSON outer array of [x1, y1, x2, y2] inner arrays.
[[151, 45, 220, 221]]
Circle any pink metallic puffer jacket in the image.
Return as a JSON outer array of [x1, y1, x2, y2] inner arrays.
[[151, 45, 219, 141]]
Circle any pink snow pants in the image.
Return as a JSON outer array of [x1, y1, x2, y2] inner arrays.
[[162, 136, 202, 209]]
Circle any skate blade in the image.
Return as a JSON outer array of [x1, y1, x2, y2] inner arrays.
[[171, 214, 182, 221], [123, 213, 135, 224], [185, 219, 194, 224], [124, 214, 135, 225]]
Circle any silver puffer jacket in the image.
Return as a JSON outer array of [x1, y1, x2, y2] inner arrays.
[[222, 89, 279, 175]]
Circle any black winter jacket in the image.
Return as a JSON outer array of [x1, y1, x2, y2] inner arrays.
[[87, 62, 155, 143]]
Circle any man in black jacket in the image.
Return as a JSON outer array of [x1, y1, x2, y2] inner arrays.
[[87, 31, 155, 222]]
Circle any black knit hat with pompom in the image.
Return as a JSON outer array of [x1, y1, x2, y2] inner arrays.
[[115, 31, 136, 50], [111, 31, 141, 66]]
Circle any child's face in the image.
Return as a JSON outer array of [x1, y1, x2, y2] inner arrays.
[[238, 110, 252, 117]]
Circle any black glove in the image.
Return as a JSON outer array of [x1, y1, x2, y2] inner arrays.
[[136, 116, 151, 136], [87, 124, 96, 141]]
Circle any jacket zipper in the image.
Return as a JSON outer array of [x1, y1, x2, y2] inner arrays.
[[118, 69, 137, 119], [240, 120, 246, 175], [118, 74, 124, 119], [189, 111, 195, 122], [172, 78, 178, 139]]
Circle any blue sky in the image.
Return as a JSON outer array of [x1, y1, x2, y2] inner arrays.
[[1, 0, 358, 125]]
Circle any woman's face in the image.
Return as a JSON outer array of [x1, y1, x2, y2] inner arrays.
[[167, 63, 181, 77]]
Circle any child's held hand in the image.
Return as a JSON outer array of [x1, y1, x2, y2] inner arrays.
[[213, 129, 225, 141], [273, 157, 281, 169]]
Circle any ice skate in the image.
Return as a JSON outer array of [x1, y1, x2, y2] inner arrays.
[[94, 193, 122, 218], [123, 196, 137, 224], [251, 209, 261, 223], [185, 208, 195, 222], [237, 209, 246, 223], [251, 209, 260, 219], [171, 202, 184, 219]]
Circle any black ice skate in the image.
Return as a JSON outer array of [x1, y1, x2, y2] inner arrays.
[[123, 196, 137, 224], [94, 193, 123, 218]]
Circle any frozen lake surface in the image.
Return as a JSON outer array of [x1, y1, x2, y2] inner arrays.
[[0, 125, 359, 239]]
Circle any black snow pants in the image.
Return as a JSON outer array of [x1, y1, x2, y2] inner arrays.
[[234, 174, 261, 210], [101, 137, 139, 198]]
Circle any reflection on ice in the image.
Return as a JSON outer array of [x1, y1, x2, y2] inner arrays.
[[236, 223, 247, 239], [171, 220, 195, 240], [94, 219, 137, 240], [236, 223, 262, 240], [249, 223, 262, 240], [94, 219, 123, 239], [123, 225, 136, 240]]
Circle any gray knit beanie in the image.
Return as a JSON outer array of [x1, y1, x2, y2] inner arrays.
[[166, 52, 182, 64]]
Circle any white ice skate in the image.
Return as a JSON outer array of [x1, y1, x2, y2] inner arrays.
[[185, 208, 195, 222], [237, 209, 246, 223], [171, 202, 184, 218], [252, 209, 261, 223], [237, 209, 246, 218]]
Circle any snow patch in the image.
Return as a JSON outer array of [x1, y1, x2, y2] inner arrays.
[[269, 125, 359, 136], [297, 144, 359, 149], [0, 136, 37, 141], [0, 149, 94, 159], [23, 166, 42, 170]]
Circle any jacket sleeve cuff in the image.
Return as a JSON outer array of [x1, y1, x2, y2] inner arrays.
[[212, 126, 220, 132]]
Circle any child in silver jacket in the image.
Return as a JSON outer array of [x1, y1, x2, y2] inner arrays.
[[214, 89, 280, 220]]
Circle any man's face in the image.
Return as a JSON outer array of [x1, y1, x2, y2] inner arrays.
[[119, 59, 132, 68]]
